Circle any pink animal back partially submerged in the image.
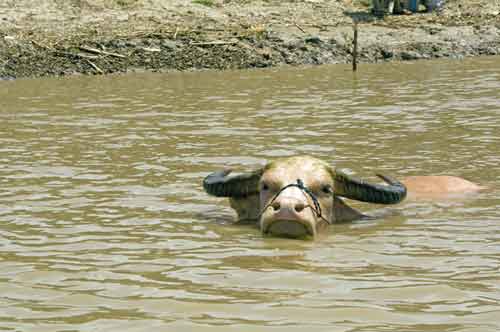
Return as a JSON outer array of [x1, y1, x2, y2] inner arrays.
[[402, 176, 484, 199]]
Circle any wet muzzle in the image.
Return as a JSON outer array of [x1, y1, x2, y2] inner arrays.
[[259, 179, 331, 225]]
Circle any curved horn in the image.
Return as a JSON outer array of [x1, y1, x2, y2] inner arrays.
[[203, 169, 263, 198], [334, 169, 407, 204]]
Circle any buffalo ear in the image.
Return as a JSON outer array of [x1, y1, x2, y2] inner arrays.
[[203, 168, 263, 198], [229, 195, 261, 223]]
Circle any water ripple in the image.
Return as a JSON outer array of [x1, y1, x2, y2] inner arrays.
[[0, 57, 499, 331]]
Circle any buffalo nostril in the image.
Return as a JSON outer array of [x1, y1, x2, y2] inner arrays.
[[295, 202, 305, 212], [272, 201, 281, 211]]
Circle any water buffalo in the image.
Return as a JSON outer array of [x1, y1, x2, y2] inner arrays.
[[203, 156, 482, 239]]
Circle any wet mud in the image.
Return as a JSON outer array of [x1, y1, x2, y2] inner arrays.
[[1, 0, 499, 79]]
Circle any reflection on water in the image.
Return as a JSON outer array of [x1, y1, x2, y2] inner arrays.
[[1, 57, 499, 331]]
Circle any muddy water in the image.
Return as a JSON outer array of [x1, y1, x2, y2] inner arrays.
[[1, 57, 499, 331]]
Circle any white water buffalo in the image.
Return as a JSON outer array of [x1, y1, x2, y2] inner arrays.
[[203, 156, 482, 239]]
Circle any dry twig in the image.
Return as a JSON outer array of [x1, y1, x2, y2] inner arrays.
[[31, 40, 52, 50], [85, 59, 104, 74], [294, 22, 306, 33], [79, 46, 126, 58], [190, 41, 237, 46]]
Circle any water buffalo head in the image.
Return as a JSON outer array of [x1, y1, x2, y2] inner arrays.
[[203, 156, 406, 239]]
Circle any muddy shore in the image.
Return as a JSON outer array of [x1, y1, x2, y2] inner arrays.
[[1, 0, 499, 79]]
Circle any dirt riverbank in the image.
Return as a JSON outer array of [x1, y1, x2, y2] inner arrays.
[[0, 0, 499, 79]]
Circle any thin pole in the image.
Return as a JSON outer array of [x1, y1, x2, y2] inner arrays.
[[352, 21, 358, 72]]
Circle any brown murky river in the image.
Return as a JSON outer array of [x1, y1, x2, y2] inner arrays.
[[1, 57, 499, 331]]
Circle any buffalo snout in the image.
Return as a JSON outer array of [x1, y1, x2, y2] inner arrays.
[[260, 187, 317, 239]]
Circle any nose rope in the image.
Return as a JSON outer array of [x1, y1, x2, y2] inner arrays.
[[258, 179, 331, 224]]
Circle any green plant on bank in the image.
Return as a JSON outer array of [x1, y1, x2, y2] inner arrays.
[[192, 0, 215, 7]]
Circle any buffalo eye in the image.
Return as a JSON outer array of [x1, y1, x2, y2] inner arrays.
[[321, 185, 333, 195], [261, 182, 270, 191]]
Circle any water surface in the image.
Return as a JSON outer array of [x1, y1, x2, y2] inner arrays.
[[1, 57, 499, 331]]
